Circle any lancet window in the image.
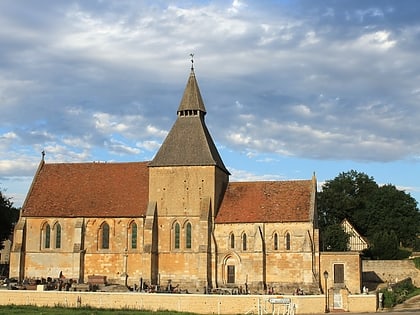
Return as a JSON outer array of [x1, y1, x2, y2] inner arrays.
[[230, 233, 235, 249], [285, 232, 291, 250], [42, 223, 51, 249], [185, 222, 192, 249], [130, 222, 137, 249], [242, 233, 247, 251], [100, 222, 110, 249], [54, 223, 61, 249], [273, 233, 279, 250], [174, 222, 180, 249]]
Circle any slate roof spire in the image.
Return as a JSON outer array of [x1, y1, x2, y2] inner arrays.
[[177, 66, 206, 116], [149, 61, 229, 174]]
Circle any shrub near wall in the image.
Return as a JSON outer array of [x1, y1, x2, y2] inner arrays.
[[380, 278, 419, 308]]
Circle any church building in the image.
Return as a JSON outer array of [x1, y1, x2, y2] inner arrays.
[[10, 65, 322, 294]]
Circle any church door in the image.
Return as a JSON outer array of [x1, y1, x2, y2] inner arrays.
[[333, 264, 344, 286]]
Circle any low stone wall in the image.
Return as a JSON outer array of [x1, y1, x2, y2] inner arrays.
[[347, 294, 377, 313], [0, 290, 377, 314], [363, 260, 420, 287]]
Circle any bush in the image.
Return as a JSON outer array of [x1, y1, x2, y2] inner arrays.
[[380, 278, 416, 308], [396, 248, 412, 260], [382, 289, 396, 308]]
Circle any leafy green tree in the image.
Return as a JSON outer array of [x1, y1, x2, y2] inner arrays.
[[317, 170, 378, 233], [317, 170, 420, 255], [370, 230, 399, 259], [321, 223, 350, 251], [364, 184, 420, 248], [0, 190, 19, 249]]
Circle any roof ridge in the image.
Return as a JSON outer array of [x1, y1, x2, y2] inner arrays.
[[229, 179, 312, 184], [43, 161, 151, 165]]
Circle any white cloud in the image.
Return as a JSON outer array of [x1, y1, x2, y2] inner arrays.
[[42, 144, 90, 162], [106, 139, 141, 156], [137, 140, 161, 152], [228, 167, 286, 182], [356, 30, 396, 50], [62, 136, 93, 150], [0, 1, 419, 204], [293, 104, 312, 117], [301, 31, 320, 46], [227, 132, 252, 146], [145, 125, 167, 138], [228, 0, 247, 15], [0, 159, 38, 176], [0, 131, 18, 142]]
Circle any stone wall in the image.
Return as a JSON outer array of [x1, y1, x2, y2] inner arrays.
[[214, 221, 320, 293], [0, 290, 377, 314], [147, 165, 221, 290], [362, 260, 420, 288]]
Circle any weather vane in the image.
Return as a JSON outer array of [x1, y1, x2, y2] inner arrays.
[[190, 53, 194, 70]]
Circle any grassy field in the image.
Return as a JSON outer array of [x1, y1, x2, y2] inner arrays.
[[0, 305, 195, 315]]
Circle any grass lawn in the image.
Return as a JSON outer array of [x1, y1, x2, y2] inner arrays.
[[0, 305, 196, 315]]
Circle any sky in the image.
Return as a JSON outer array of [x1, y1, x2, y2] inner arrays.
[[1, 0, 419, 208]]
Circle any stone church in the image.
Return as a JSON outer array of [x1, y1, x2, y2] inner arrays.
[[10, 66, 321, 294]]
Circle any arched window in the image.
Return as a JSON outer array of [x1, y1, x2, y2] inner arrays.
[[285, 232, 291, 250], [185, 222, 192, 249], [273, 233, 278, 250], [55, 223, 61, 249], [230, 233, 235, 249], [44, 223, 51, 249], [101, 222, 110, 249], [174, 222, 180, 249], [130, 222, 137, 249], [242, 233, 247, 251]]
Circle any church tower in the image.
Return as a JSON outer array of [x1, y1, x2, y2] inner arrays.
[[146, 61, 230, 291]]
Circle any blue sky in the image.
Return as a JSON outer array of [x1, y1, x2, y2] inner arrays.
[[0, 0, 419, 207]]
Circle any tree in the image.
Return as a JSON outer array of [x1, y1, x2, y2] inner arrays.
[[317, 170, 420, 255], [317, 170, 378, 233], [369, 230, 400, 260], [0, 190, 19, 249], [321, 223, 350, 251], [362, 184, 420, 248]]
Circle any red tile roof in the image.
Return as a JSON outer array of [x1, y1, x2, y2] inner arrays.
[[22, 160, 315, 224], [22, 161, 149, 218], [215, 180, 315, 224]]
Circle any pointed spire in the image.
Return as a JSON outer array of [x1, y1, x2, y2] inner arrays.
[[150, 62, 229, 175], [177, 55, 206, 115]]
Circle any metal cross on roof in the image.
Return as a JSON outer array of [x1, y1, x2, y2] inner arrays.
[[190, 53, 194, 70]]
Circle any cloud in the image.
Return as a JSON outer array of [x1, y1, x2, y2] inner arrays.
[[0, 158, 39, 177], [105, 139, 141, 156], [137, 140, 161, 152], [228, 167, 286, 182], [0, 1, 419, 205], [356, 30, 396, 50]]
